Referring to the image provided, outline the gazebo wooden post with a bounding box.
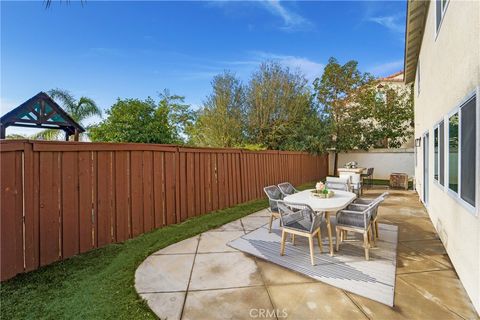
[74,129,79,141]
[65,131,70,141]
[0,124,6,139]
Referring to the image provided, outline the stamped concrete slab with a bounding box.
[348,278,462,320]
[268,282,366,320]
[401,239,453,268]
[248,209,271,217]
[211,220,244,232]
[241,216,270,231]
[197,231,244,253]
[135,254,195,293]
[397,244,450,274]
[140,292,185,320]
[189,252,263,290]
[182,287,275,320]
[256,259,315,285]
[399,269,479,319]
[154,236,199,255]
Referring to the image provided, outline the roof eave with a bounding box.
[404,0,430,84]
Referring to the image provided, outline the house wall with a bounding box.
[328,148,414,180]
[414,0,480,314]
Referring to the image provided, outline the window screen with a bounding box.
[436,0,442,30]
[460,96,476,207]
[449,113,459,193]
[439,121,445,186]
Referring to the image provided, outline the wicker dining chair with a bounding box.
[352,192,389,240]
[277,182,298,197]
[325,176,351,192]
[263,185,283,232]
[277,201,324,265]
[335,198,383,260]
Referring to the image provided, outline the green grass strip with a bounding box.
[1,182,314,319]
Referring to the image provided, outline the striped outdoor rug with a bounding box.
[228,219,398,307]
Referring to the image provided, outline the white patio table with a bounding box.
[283,189,357,256]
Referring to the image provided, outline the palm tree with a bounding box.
[32,88,101,140]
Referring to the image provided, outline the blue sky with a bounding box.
[1,0,406,135]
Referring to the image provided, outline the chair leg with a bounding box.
[335,227,340,251]
[363,231,370,261]
[316,229,323,253]
[375,221,379,239]
[280,230,286,256]
[308,235,315,265]
[291,234,295,246]
[268,214,274,233]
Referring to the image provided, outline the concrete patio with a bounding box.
[135,189,479,320]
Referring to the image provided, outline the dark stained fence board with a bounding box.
[78,151,94,253]
[130,151,144,237]
[61,152,80,258]
[153,152,165,228]
[142,151,154,233]
[115,151,130,242]
[23,142,39,271]
[164,152,176,225]
[0,151,23,279]
[39,152,61,266]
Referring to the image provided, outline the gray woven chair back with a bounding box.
[337,205,374,231]
[278,182,296,196]
[263,185,283,212]
[354,192,388,218]
[277,202,322,234]
[325,181,349,191]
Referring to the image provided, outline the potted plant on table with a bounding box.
[312,182,334,198]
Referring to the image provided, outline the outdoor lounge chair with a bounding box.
[277,201,324,265]
[336,197,383,260]
[263,185,283,232]
[353,192,389,240]
[277,182,298,197]
[325,176,351,191]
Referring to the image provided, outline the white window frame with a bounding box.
[444,88,479,216]
[433,122,441,185]
[435,0,450,40]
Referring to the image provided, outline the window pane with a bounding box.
[439,121,445,186]
[460,97,476,207]
[434,128,439,180]
[449,113,459,192]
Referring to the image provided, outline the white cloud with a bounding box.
[368,59,404,77]
[250,51,324,82]
[260,0,313,31]
[367,14,404,33]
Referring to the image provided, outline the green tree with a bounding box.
[89,98,174,143]
[360,84,414,148]
[6,133,28,140]
[187,71,246,147]
[313,57,373,174]
[246,62,323,151]
[158,90,194,144]
[32,88,101,140]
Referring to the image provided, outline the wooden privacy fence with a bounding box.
[0,140,328,281]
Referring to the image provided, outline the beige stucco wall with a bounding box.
[414,0,480,314]
[328,149,414,180]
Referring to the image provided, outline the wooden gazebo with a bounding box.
[0,92,85,141]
